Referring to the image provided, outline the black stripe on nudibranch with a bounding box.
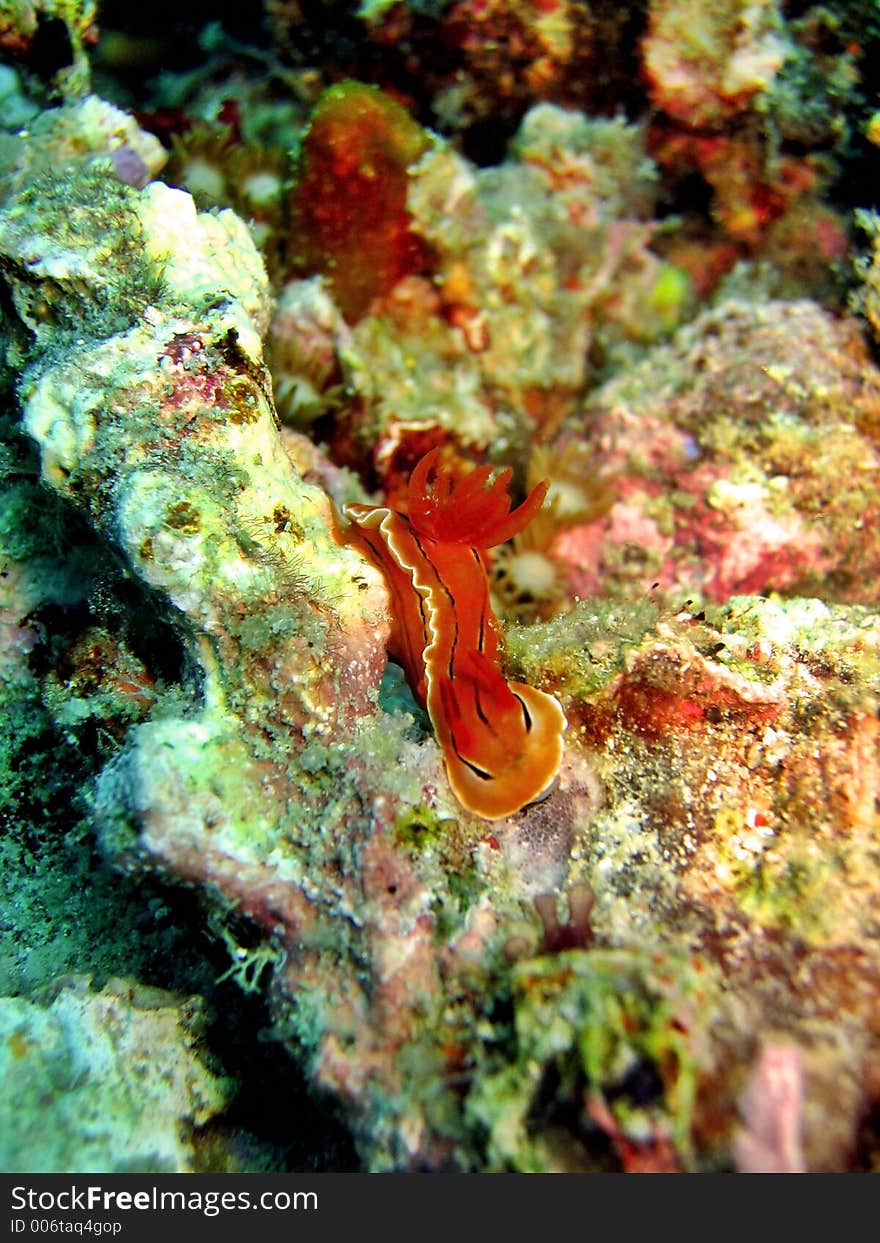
[412,529,459,680]
[474,685,491,727]
[470,548,488,653]
[513,692,533,733]
[459,755,494,782]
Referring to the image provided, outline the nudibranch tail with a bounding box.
[343,450,566,820]
[432,654,567,820]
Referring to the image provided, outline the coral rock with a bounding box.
[554,299,880,608]
[286,81,433,323]
[0,977,228,1173]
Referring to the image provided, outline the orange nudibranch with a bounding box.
[343,449,566,819]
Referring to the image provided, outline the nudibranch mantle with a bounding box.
[344,450,567,819]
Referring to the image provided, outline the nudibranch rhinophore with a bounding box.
[344,449,567,819]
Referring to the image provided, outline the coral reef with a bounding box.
[550,298,880,608]
[267,0,645,147]
[0,977,229,1172]
[642,0,788,130]
[0,91,166,201]
[0,0,99,99]
[2,0,880,1175]
[642,0,859,292]
[286,80,433,322]
[854,208,880,347]
[271,102,680,477]
[505,593,880,1171]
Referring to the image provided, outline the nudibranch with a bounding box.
[344,450,567,819]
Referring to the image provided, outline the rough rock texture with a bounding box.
[2,81,880,1173]
[552,299,880,608]
[268,103,680,478]
[0,977,228,1172]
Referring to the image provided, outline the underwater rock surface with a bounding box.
[1,1,880,1172]
[0,976,229,1173]
[554,298,880,606]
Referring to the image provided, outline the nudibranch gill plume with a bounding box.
[344,450,567,819]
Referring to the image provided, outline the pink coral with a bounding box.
[733,1044,806,1173]
[552,299,880,607]
[642,0,786,130]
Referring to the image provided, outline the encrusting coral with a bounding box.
[0,977,229,1173]
[270,99,683,478]
[637,0,861,308]
[0,98,590,1169]
[550,298,880,608]
[2,8,880,1172]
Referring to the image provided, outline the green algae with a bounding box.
[0,977,230,1172]
[469,947,709,1171]
[504,597,661,703]
[0,163,162,346]
[0,0,98,101]
[0,442,204,997]
[394,803,454,851]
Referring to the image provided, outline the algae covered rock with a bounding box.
[855,208,880,350]
[0,977,229,1172]
[505,592,880,1170]
[0,0,99,100]
[271,102,682,479]
[552,298,880,608]
[3,81,880,1174]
